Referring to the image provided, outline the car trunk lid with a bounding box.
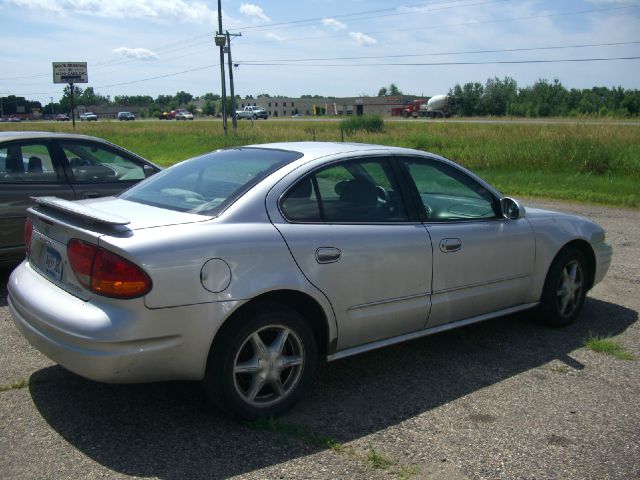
[26,196,209,300]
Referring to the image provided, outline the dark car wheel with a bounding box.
[204,303,318,419]
[536,248,588,327]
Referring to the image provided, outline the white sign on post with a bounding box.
[52,62,88,84]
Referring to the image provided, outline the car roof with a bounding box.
[243,141,432,160]
[0,131,110,143]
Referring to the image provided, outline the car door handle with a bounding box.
[316,247,342,264]
[439,238,462,253]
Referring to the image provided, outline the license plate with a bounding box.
[44,246,63,282]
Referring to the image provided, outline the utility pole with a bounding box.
[226,31,241,131]
[50,96,54,119]
[69,82,76,129]
[215,0,227,135]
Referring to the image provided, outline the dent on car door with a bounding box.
[57,140,148,199]
[270,156,433,351]
[397,156,535,327]
[0,141,74,258]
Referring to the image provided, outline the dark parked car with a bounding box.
[56,114,70,121]
[118,112,136,121]
[0,131,160,265]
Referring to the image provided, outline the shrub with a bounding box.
[339,115,384,135]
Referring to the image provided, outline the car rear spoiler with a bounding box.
[31,196,131,226]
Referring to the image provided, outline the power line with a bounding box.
[4,1,638,82]
[236,0,510,33]
[238,56,640,67]
[10,54,639,98]
[0,0,494,81]
[237,41,640,64]
[93,64,220,89]
[241,3,640,46]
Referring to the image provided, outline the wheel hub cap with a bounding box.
[556,261,584,318]
[233,325,304,407]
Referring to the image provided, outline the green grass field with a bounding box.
[2,119,639,207]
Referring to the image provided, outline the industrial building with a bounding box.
[238,95,420,117]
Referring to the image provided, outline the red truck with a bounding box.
[401,99,429,118]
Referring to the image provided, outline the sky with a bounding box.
[1,0,639,105]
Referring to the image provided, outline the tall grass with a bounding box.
[339,115,385,135]
[2,119,638,207]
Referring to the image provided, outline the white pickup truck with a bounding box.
[235,106,268,120]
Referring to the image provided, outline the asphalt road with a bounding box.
[1,199,638,480]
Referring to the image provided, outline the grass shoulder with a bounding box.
[584,333,635,360]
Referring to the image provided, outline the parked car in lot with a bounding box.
[117,112,135,121]
[8,142,611,419]
[0,131,161,265]
[55,114,70,121]
[79,112,98,121]
[236,106,268,120]
[175,109,194,120]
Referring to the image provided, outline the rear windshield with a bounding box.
[120,148,302,215]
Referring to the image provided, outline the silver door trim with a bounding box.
[327,302,539,361]
[348,291,431,311]
[431,273,531,295]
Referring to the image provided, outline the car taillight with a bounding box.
[67,239,152,299]
[67,239,96,289]
[24,218,33,256]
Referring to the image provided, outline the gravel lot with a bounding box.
[1,199,638,480]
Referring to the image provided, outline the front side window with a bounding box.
[60,142,145,183]
[0,142,58,183]
[281,157,409,223]
[121,148,302,215]
[400,157,497,221]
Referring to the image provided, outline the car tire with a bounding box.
[536,248,588,327]
[203,303,318,419]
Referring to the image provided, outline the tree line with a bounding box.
[449,77,640,117]
[2,78,639,118]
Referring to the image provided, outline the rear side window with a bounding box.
[0,143,58,183]
[121,148,302,215]
[59,142,145,183]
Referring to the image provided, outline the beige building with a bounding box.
[239,95,418,117]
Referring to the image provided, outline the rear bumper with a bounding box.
[8,261,239,383]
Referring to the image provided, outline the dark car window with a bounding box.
[121,148,302,215]
[0,143,58,183]
[400,157,498,221]
[59,142,145,183]
[281,157,409,223]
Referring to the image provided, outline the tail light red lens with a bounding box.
[67,239,152,299]
[67,239,97,289]
[24,218,33,256]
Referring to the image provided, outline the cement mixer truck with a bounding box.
[425,94,455,118]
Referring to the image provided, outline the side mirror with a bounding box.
[500,197,525,220]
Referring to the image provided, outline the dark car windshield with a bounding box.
[120,147,302,215]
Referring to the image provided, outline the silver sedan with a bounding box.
[8,142,612,419]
